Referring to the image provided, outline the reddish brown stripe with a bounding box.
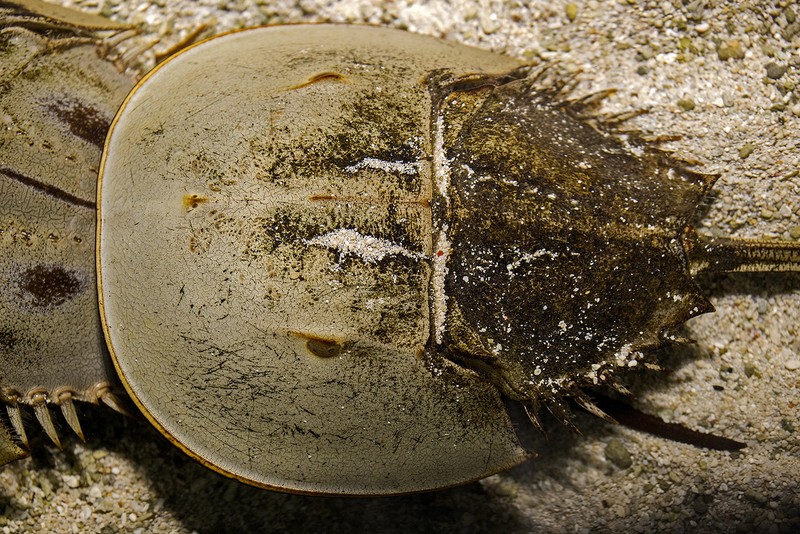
[287,71,347,91]
[308,194,430,208]
[1,167,95,209]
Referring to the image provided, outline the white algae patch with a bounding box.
[343,157,421,175]
[305,228,424,263]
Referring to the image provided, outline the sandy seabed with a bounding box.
[2,1,798,532]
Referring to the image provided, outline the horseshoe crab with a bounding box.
[2,2,799,497]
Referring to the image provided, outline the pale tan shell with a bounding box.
[98,24,529,495]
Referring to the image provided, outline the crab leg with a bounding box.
[57,392,85,441]
[31,392,61,449]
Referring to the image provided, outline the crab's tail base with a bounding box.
[683,227,800,275]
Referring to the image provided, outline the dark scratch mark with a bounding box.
[1,167,95,209]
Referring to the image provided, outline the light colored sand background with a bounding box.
[1,0,798,532]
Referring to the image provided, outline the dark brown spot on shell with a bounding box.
[18,265,81,307]
[0,328,17,350]
[183,194,209,211]
[296,335,343,358]
[47,97,111,148]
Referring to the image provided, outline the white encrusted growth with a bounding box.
[431,229,451,344]
[505,249,560,278]
[613,343,642,367]
[430,108,453,345]
[306,228,425,263]
[432,113,451,199]
[343,157,421,175]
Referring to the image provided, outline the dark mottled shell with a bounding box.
[439,73,716,401]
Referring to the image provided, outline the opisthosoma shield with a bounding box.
[1,0,800,510]
[0,1,134,464]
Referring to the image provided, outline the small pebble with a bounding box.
[89,485,103,499]
[745,489,768,505]
[686,0,704,21]
[605,439,633,469]
[677,36,694,52]
[739,143,755,159]
[785,359,800,371]
[479,13,500,34]
[565,3,578,22]
[38,475,53,497]
[765,62,787,80]
[718,40,745,60]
